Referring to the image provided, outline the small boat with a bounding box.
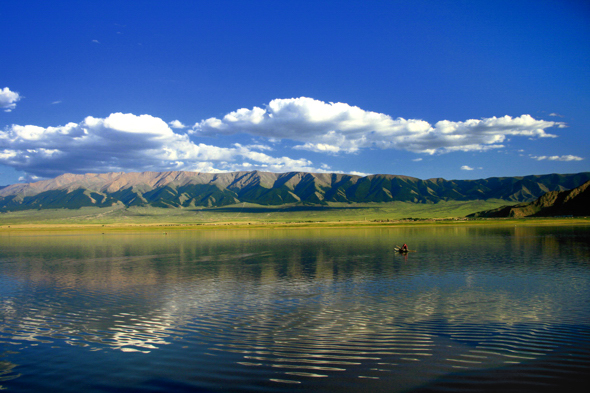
[394,245,415,253]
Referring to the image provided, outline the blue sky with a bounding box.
[1,0,589,185]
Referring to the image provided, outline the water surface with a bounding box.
[1,225,589,392]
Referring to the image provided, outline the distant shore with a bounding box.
[1,217,588,234]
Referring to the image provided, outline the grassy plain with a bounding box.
[0,200,505,223]
[1,200,588,233]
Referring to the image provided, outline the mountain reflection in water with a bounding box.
[1,226,589,392]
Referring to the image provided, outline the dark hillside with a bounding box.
[467,180,590,218]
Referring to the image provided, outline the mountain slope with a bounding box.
[1,170,589,211]
[467,180,590,218]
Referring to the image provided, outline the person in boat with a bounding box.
[401,244,408,252]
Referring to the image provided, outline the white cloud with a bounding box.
[531,155,584,161]
[0,97,576,181]
[169,120,187,129]
[192,97,564,155]
[293,142,342,153]
[0,113,320,180]
[243,143,273,151]
[349,171,370,176]
[461,165,474,170]
[412,158,423,162]
[18,174,42,183]
[0,87,21,112]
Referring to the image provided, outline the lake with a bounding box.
[1,225,589,392]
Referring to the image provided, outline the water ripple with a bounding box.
[1,227,590,392]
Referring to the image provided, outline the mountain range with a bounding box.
[467,179,590,218]
[1,170,589,212]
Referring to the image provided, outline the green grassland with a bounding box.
[2,199,588,233]
[0,199,516,226]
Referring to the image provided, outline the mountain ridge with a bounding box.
[467,180,590,218]
[1,170,589,211]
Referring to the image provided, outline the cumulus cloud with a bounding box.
[0,97,575,181]
[192,97,564,155]
[0,87,21,112]
[349,170,370,176]
[461,165,474,170]
[293,142,342,153]
[244,144,273,151]
[0,113,319,179]
[531,155,584,161]
[169,120,187,129]
[18,174,42,183]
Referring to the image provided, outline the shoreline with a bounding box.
[1,217,589,234]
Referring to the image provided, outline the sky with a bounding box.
[1,0,589,185]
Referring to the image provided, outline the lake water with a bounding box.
[1,225,589,392]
